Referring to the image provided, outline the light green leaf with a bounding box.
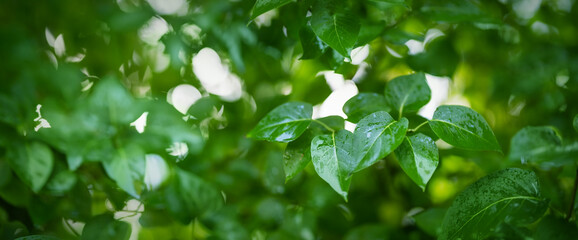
[102,144,146,197]
[251,0,294,19]
[7,142,54,193]
[81,214,131,240]
[343,93,391,123]
[310,2,360,58]
[429,105,501,152]
[395,133,439,191]
[509,126,578,168]
[384,72,431,117]
[311,130,355,200]
[248,102,313,142]
[440,168,548,240]
[353,112,407,173]
[284,131,312,181]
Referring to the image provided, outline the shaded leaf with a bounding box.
[248,102,313,142]
[310,115,345,135]
[533,215,578,240]
[251,0,294,19]
[343,93,390,123]
[407,37,459,77]
[15,235,61,240]
[353,112,407,173]
[429,105,501,152]
[344,224,390,240]
[421,0,497,23]
[102,144,146,197]
[284,131,313,181]
[413,208,446,237]
[7,141,54,193]
[299,24,327,59]
[311,2,360,58]
[574,114,578,132]
[384,72,431,117]
[395,133,439,191]
[81,214,131,240]
[311,130,355,200]
[440,168,548,240]
[508,126,578,168]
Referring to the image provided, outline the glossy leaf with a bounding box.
[353,112,407,173]
[251,0,294,19]
[343,93,391,123]
[310,2,360,58]
[429,105,501,152]
[509,126,578,168]
[283,131,312,181]
[311,130,355,200]
[395,133,439,191]
[7,142,54,193]
[248,102,313,142]
[384,72,431,117]
[440,168,548,240]
[81,214,131,240]
[102,144,146,197]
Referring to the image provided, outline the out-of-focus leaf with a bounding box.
[88,77,142,125]
[264,151,285,194]
[343,93,390,123]
[283,131,312,181]
[353,112,407,174]
[407,37,459,77]
[573,114,578,132]
[299,24,327,59]
[509,126,578,168]
[395,133,439,191]
[15,235,61,240]
[251,0,294,19]
[344,224,390,240]
[413,208,447,237]
[248,102,313,142]
[45,170,77,194]
[311,1,360,58]
[139,208,174,228]
[533,215,578,240]
[429,105,501,152]
[311,130,355,200]
[6,141,54,193]
[421,0,497,23]
[102,144,146,197]
[81,214,131,240]
[384,72,431,117]
[440,168,548,240]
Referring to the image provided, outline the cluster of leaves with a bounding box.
[249,72,501,200]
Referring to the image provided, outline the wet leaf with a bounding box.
[284,131,313,181]
[429,105,501,152]
[248,102,313,142]
[311,130,355,200]
[353,112,407,174]
[384,72,431,117]
[299,24,327,60]
[440,168,548,240]
[311,1,360,58]
[395,133,438,191]
[343,93,391,123]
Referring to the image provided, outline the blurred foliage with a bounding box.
[1,0,578,239]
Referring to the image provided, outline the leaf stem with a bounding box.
[312,119,335,133]
[408,121,428,133]
[566,167,578,220]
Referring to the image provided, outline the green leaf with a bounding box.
[45,170,77,194]
[353,112,408,173]
[508,126,578,168]
[413,208,447,237]
[429,105,501,152]
[343,93,391,123]
[283,131,312,181]
[299,24,327,60]
[440,168,548,240]
[248,102,313,142]
[102,144,146,197]
[384,72,431,117]
[573,114,578,132]
[7,142,54,193]
[81,214,131,240]
[533,215,578,240]
[88,76,142,125]
[251,0,294,19]
[407,37,459,77]
[395,133,439,191]
[15,235,61,240]
[310,115,345,135]
[421,0,497,23]
[311,129,355,200]
[310,2,360,58]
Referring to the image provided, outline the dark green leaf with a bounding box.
[7,141,54,193]
[395,133,439,191]
[45,170,77,194]
[413,208,446,237]
[264,151,285,194]
[573,114,578,132]
[251,0,294,19]
[353,112,407,173]
[283,131,312,181]
[81,214,131,240]
[311,2,360,58]
[429,105,501,152]
[384,72,431,117]
[88,77,142,125]
[299,24,327,59]
[343,93,391,123]
[421,0,497,23]
[248,102,313,142]
[508,126,578,168]
[15,235,61,240]
[102,144,146,197]
[407,37,459,77]
[310,115,345,135]
[139,208,174,228]
[440,168,548,240]
[533,215,578,240]
[311,129,355,200]
[344,224,390,240]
